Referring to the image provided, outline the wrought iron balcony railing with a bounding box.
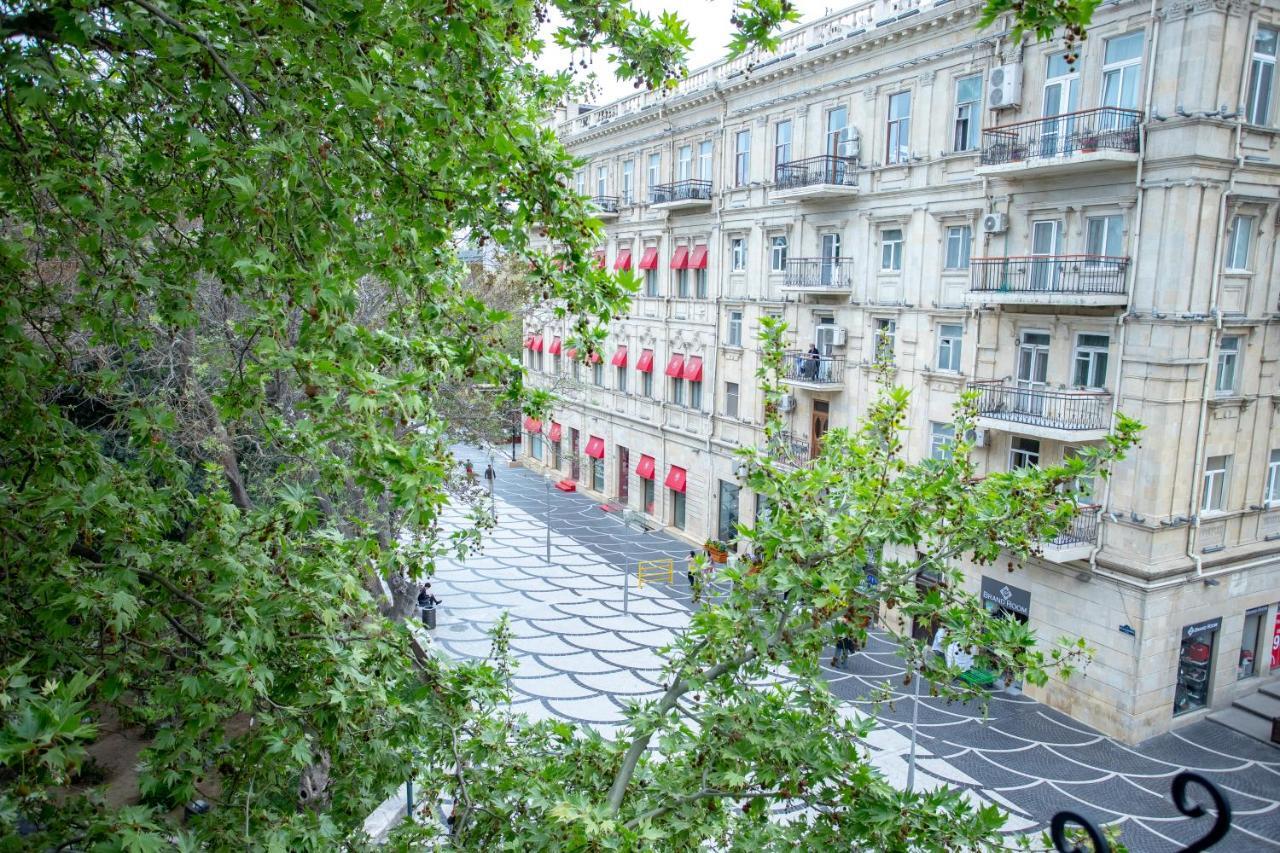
[970,255,1129,296]
[649,179,712,204]
[980,107,1141,167]
[774,155,858,189]
[1050,509,1099,547]
[782,257,854,290]
[590,195,620,213]
[771,430,813,467]
[782,351,846,384]
[970,380,1112,432]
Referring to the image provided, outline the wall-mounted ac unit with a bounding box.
[832,327,848,346]
[779,394,797,413]
[981,212,1009,235]
[973,428,987,448]
[987,64,1023,110]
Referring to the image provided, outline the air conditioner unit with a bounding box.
[973,428,987,448]
[832,327,848,346]
[779,394,797,413]
[987,64,1023,110]
[981,212,1009,235]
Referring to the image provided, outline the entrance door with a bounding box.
[618,446,630,504]
[1029,220,1062,291]
[815,317,837,382]
[1041,53,1080,158]
[570,428,580,480]
[819,233,841,286]
[811,400,830,459]
[1016,332,1051,416]
[825,107,851,183]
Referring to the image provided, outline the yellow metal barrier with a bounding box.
[637,559,674,588]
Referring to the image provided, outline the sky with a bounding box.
[537,0,835,106]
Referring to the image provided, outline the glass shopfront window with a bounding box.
[1239,606,1267,680]
[1175,617,1221,716]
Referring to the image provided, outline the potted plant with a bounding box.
[704,538,729,564]
[1008,142,1027,162]
[1077,130,1099,153]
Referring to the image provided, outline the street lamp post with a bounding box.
[905,661,922,793]
[545,470,552,565]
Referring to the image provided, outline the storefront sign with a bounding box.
[1182,617,1222,641]
[1271,611,1280,670]
[1245,604,1270,616]
[980,576,1031,618]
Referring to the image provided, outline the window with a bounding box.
[644,268,658,297]
[572,359,580,381]
[953,74,983,151]
[676,267,690,298]
[1240,608,1265,680]
[621,160,635,204]
[936,323,963,372]
[774,120,793,168]
[826,106,850,157]
[1073,334,1110,388]
[575,170,585,196]
[592,361,604,386]
[873,318,896,364]
[642,368,653,398]
[596,165,608,198]
[671,489,686,529]
[695,268,708,299]
[698,141,713,182]
[647,152,661,190]
[730,238,746,271]
[1216,336,1241,394]
[944,225,971,270]
[530,433,543,460]
[690,379,702,409]
[880,228,903,271]
[536,350,544,371]
[1064,447,1095,504]
[1100,32,1144,110]
[1010,437,1041,469]
[727,311,743,347]
[1202,455,1230,513]
[616,365,627,392]
[592,457,605,492]
[553,353,562,375]
[642,477,655,514]
[929,422,955,460]
[725,382,740,418]
[886,92,911,164]
[734,130,751,186]
[1226,214,1254,271]
[677,145,692,181]
[1248,27,1278,125]
[770,236,788,271]
[1086,215,1124,258]
[671,376,685,406]
[1267,449,1280,506]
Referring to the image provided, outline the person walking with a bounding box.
[831,633,854,668]
[484,463,496,496]
[686,551,701,603]
[464,460,477,486]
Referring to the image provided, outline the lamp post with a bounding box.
[905,660,922,793]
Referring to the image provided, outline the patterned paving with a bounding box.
[428,446,1280,851]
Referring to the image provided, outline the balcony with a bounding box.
[970,379,1112,442]
[649,179,713,211]
[1042,510,1099,563]
[590,196,620,219]
[976,108,1142,178]
[770,431,814,468]
[772,156,860,201]
[967,255,1129,308]
[781,351,846,390]
[780,257,854,295]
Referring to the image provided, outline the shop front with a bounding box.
[1174,616,1221,716]
[980,576,1031,624]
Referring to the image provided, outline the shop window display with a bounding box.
[1239,606,1266,680]
[1175,618,1220,715]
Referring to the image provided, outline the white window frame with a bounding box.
[1226,214,1254,271]
[953,74,983,152]
[929,422,955,460]
[621,159,634,205]
[677,145,692,181]
[641,367,653,398]
[1248,27,1278,126]
[698,140,713,182]
[647,153,661,192]
[1202,455,1230,514]
[728,311,743,347]
[886,92,911,165]
[616,365,627,392]
[944,225,971,270]
[1085,215,1124,260]
[1072,333,1111,389]
[774,120,792,169]
[936,323,963,373]
[734,129,751,186]
[1266,448,1280,506]
[770,235,788,272]
[689,379,702,410]
[643,266,658,297]
[671,375,685,406]
[1010,437,1042,469]
[730,238,746,271]
[1215,335,1241,394]
[592,361,604,387]
[1100,32,1144,111]
[880,228,904,271]
[725,382,740,418]
[873,317,896,363]
[596,165,608,198]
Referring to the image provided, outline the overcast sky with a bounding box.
[537,0,835,105]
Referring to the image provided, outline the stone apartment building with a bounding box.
[522,0,1280,743]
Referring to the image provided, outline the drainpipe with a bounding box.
[703,86,730,544]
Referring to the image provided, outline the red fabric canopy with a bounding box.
[523,416,542,432]
[611,346,628,367]
[638,247,660,270]
[636,454,656,480]
[665,465,687,493]
[548,422,562,442]
[689,244,708,270]
[530,335,544,353]
[565,346,577,359]
[635,349,654,373]
[682,356,703,382]
[670,246,689,270]
[664,354,685,378]
[614,250,632,271]
[586,351,602,364]
[523,335,533,349]
[594,250,606,270]
[584,435,605,459]
[548,337,562,355]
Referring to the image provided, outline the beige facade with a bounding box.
[525,0,1280,742]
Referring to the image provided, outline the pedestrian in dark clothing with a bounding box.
[418,583,442,627]
[806,344,820,379]
[687,551,701,602]
[484,463,496,495]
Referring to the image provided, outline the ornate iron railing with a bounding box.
[1050,509,1099,546]
[649,179,712,204]
[782,351,846,384]
[1051,771,1230,852]
[769,430,813,467]
[782,257,854,290]
[774,155,858,189]
[970,380,1112,432]
[590,195,620,213]
[970,255,1129,296]
[981,106,1142,166]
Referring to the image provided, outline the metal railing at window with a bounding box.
[1050,510,1099,546]
[649,179,713,204]
[781,351,846,384]
[980,107,1142,166]
[970,255,1129,295]
[771,430,813,467]
[774,155,858,189]
[970,380,1112,431]
[782,257,854,289]
[590,195,620,213]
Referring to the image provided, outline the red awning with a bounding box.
[636,454,656,480]
[689,244,708,270]
[665,465,687,493]
[670,246,689,270]
[594,250,606,270]
[586,351,602,364]
[523,335,534,349]
[635,349,654,373]
[664,354,685,377]
[530,335,544,353]
[611,346,628,367]
[523,416,542,432]
[548,422,562,442]
[584,435,605,459]
[614,250,632,271]
[565,346,578,359]
[639,247,660,270]
[682,356,703,382]
[548,337,562,355]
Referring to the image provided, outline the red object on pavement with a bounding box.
[555,480,577,492]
